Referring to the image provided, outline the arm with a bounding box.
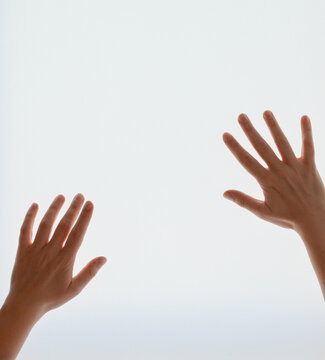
[223,111,325,300]
[0,194,107,360]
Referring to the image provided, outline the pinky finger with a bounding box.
[19,202,39,248]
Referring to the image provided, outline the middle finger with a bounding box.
[47,193,85,253]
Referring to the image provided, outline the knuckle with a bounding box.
[259,145,267,156]
[255,139,265,150]
[278,137,287,147]
[273,160,287,173]
[74,289,82,297]
[60,219,71,232]
[305,139,312,148]
[40,218,50,227]
[20,225,28,235]
[257,211,267,221]
[308,147,315,158]
[70,284,81,297]
[70,203,80,211]
[260,172,271,186]
[235,197,244,207]
[241,156,252,168]
[88,266,97,278]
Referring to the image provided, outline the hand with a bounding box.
[222,110,325,234]
[4,193,107,319]
[0,194,106,359]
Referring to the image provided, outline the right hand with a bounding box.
[222,110,325,235]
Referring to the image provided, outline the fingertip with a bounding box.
[28,202,38,213]
[263,110,277,127]
[263,110,273,118]
[223,191,232,200]
[222,132,232,142]
[55,194,65,203]
[97,257,107,266]
[84,200,94,211]
[94,257,107,273]
[238,113,248,124]
[74,193,85,202]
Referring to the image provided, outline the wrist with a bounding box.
[2,293,44,326]
[0,295,43,360]
[293,217,325,301]
[294,215,325,243]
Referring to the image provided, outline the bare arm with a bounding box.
[0,194,107,359]
[223,111,325,300]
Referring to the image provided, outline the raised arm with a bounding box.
[0,194,107,360]
[223,111,325,299]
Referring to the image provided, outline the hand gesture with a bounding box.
[5,193,106,318]
[222,111,325,234]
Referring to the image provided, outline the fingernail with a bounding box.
[302,115,310,125]
[29,203,38,211]
[264,111,274,122]
[223,133,232,142]
[96,258,107,270]
[238,114,248,124]
[85,201,93,211]
[98,258,107,266]
[74,193,84,202]
[55,194,64,202]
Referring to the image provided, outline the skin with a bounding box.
[0,111,323,358]
[223,110,325,300]
[0,193,107,360]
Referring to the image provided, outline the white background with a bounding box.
[1,0,325,359]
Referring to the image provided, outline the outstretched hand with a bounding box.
[5,193,107,319]
[0,194,106,360]
[222,111,325,234]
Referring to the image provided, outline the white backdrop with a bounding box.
[1,0,325,359]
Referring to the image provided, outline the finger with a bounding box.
[19,203,39,249]
[68,257,107,298]
[223,190,269,219]
[61,201,94,258]
[48,193,85,253]
[300,115,315,166]
[223,132,268,184]
[238,113,282,169]
[33,195,65,248]
[263,110,297,166]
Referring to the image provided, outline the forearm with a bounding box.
[0,296,41,360]
[295,218,325,301]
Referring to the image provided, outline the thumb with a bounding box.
[68,256,107,298]
[223,190,266,217]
